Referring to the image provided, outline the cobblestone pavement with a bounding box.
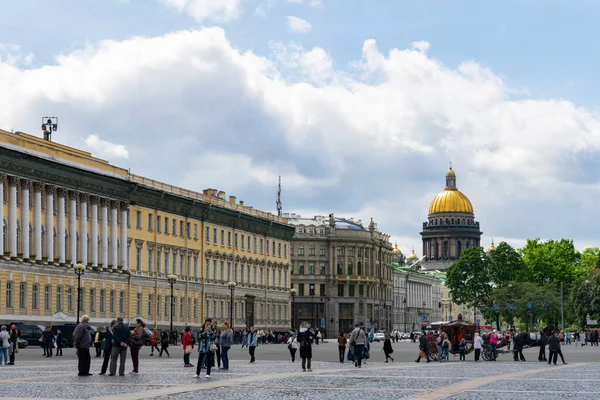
[0,356,599,399]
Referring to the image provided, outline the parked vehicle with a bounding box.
[374,331,386,342]
[11,324,45,346]
[17,338,29,349]
[51,324,97,348]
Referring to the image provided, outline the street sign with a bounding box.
[448,316,453,322]
[320,318,325,328]
[476,319,480,324]
[542,302,547,307]
[527,303,532,309]
[422,314,427,321]
[508,304,513,309]
[493,304,498,309]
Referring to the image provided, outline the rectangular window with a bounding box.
[120,291,125,314]
[173,219,177,236]
[180,253,184,276]
[213,228,217,244]
[247,236,251,251]
[273,241,276,255]
[278,243,282,257]
[260,267,264,285]
[157,249,162,274]
[194,256,198,278]
[241,235,245,249]
[260,238,264,253]
[298,262,304,275]
[308,263,315,275]
[136,247,141,270]
[234,233,238,248]
[63,286,70,311]
[110,290,116,313]
[32,284,39,309]
[221,229,225,245]
[165,217,169,234]
[349,284,355,297]
[180,297,184,317]
[337,248,342,257]
[320,246,326,256]
[206,226,210,243]
[284,244,287,258]
[157,295,162,316]
[213,260,218,281]
[137,293,142,315]
[44,285,51,310]
[319,284,325,296]
[100,289,105,312]
[157,215,161,233]
[309,246,315,256]
[359,285,364,296]
[240,265,245,284]
[319,262,326,275]
[298,283,305,297]
[19,282,26,309]
[148,214,153,231]
[266,240,270,254]
[90,289,96,312]
[148,294,153,316]
[358,248,362,257]
[205,259,210,280]
[180,221,184,237]
[194,298,198,319]
[284,271,288,289]
[227,262,232,281]
[6,281,13,308]
[136,211,142,229]
[228,231,232,247]
[338,284,344,297]
[253,237,257,252]
[148,249,153,273]
[172,252,177,274]
[220,261,225,281]
[298,247,304,256]
[194,224,198,240]
[164,251,169,273]
[348,247,354,257]
[187,222,191,239]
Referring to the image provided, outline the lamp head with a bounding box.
[73,263,86,272]
[290,288,297,295]
[228,281,237,288]
[166,274,178,283]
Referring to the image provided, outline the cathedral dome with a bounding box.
[428,166,474,215]
[407,247,418,260]
[392,242,402,254]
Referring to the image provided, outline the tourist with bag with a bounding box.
[337,331,347,363]
[297,322,317,372]
[349,324,367,368]
[182,326,194,368]
[194,321,217,379]
[129,319,145,375]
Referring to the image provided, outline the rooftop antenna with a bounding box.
[41,117,58,141]
[276,175,282,217]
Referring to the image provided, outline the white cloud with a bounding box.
[287,16,312,33]
[411,40,431,54]
[159,0,243,23]
[286,0,322,6]
[83,135,129,159]
[2,28,600,251]
[254,0,274,17]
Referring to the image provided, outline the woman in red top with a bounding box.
[149,330,159,356]
[182,327,194,367]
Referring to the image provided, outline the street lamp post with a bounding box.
[289,288,297,330]
[228,281,236,330]
[73,263,86,323]
[508,284,513,331]
[167,274,177,339]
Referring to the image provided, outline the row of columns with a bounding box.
[0,174,128,270]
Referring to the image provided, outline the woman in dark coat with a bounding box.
[296,322,317,372]
[383,334,394,362]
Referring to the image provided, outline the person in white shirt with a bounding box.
[0,326,10,365]
[473,333,484,361]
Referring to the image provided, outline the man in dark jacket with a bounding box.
[73,315,92,376]
[99,320,116,375]
[547,332,560,365]
[109,317,131,376]
[415,333,431,363]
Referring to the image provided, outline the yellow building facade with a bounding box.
[0,129,294,331]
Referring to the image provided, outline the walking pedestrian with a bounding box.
[383,334,394,362]
[109,317,131,376]
[459,338,467,361]
[159,331,170,357]
[415,333,431,363]
[548,331,559,365]
[72,315,92,376]
[337,331,347,363]
[288,334,299,362]
[99,320,115,375]
[149,329,159,356]
[55,330,63,356]
[43,327,54,357]
[349,324,367,368]
[8,325,19,364]
[182,326,194,368]
[245,326,258,363]
[220,322,233,371]
[297,322,317,372]
[194,322,216,379]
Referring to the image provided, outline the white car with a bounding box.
[374,331,386,341]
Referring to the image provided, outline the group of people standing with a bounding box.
[0,325,19,365]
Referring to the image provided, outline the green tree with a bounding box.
[518,238,581,287]
[446,247,492,313]
[488,242,524,287]
[578,247,600,275]
[572,267,600,326]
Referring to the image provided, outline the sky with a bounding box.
[1,0,599,254]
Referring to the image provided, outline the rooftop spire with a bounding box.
[445,163,456,190]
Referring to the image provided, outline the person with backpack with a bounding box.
[459,338,467,362]
[442,333,451,361]
[297,322,317,372]
[349,324,367,368]
[129,319,146,375]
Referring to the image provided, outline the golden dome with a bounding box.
[488,239,496,252]
[428,189,474,214]
[407,247,418,259]
[392,242,402,254]
[428,165,474,214]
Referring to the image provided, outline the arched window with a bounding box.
[457,241,462,257]
[347,260,353,275]
[337,260,343,275]
[451,218,454,225]
[357,261,362,276]
[462,218,465,225]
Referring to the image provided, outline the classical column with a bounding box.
[80,193,88,265]
[69,191,77,264]
[45,185,55,264]
[8,176,18,260]
[110,201,118,269]
[101,198,109,269]
[57,188,66,266]
[21,180,30,261]
[33,182,43,264]
[0,174,4,258]
[120,203,128,270]
[90,196,98,268]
